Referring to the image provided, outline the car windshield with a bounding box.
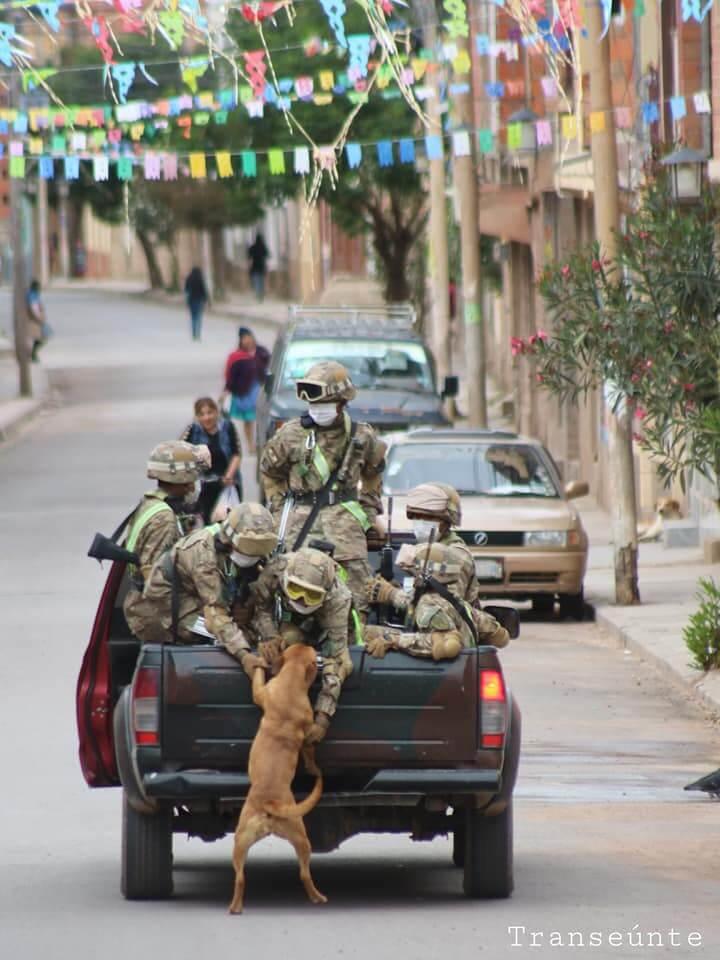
[280,339,434,393]
[384,442,560,498]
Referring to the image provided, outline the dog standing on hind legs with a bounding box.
[229,643,328,914]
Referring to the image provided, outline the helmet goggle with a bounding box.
[284,580,326,607]
[296,380,330,403]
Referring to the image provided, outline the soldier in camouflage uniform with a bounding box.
[135,503,277,677]
[259,361,386,619]
[364,541,510,660]
[123,440,210,642]
[251,546,353,744]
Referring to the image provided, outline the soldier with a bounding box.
[259,361,386,621]
[251,547,354,744]
[364,541,510,660]
[135,503,277,677]
[123,440,210,642]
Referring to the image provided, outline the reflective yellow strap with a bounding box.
[126,500,172,553]
[351,608,364,646]
[340,499,371,531]
[312,444,331,484]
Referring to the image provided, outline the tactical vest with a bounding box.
[125,493,177,583]
[299,412,370,531]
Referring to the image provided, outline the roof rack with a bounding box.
[288,303,417,335]
[407,428,519,439]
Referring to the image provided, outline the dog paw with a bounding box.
[311,892,328,904]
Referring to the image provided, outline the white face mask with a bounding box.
[307,402,339,427]
[412,520,437,544]
[183,480,201,506]
[231,551,261,569]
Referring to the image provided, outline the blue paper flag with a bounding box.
[110,63,137,105]
[39,155,54,179]
[485,82,505,99]
[670,96,687,120]
[425,135,443,160]
[348,34,371,79]
[377,140,394,167]
[346,142,362,169]
[642,101,659,124]
[64,156,80,180]
[37,2,60,32]
[399,139,415,164]
[318,0,347,48]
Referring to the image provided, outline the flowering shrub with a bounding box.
[515,175,720,491]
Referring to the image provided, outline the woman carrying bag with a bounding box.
[181,397,242,524]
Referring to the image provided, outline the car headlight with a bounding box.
[523,530,568,547]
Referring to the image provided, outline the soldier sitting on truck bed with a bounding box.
[259,361,386,622]
[123,441,210,642]
[364,541,510,660]
[250,547,354,745]
[133,503,276,678]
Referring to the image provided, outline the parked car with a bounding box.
[383,428,589,618]
[77,559,521,902]
[255,305,458,451]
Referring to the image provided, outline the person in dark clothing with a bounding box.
[184,266,209,340]
[181,397,242,524]
[247,234,269,302]
[222,326,270,455]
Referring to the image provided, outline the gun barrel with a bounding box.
[87,533,139,566]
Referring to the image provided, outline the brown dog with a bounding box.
[229,644,327,914]
[638,497,683,542]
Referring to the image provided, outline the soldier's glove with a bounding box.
[366,575,400,607]
[363,625,397,659]
[304,711,331,745]
[259,636,284,671]
[240,651,267,679]
[365,519,386,550]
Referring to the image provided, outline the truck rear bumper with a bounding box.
[143,768,501,802]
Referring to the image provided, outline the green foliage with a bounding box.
[522,172,720,491]
[683,577,720,671]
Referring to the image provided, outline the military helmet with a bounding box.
[406,482,462,526]
[217,502,278,556]
[296,360,356,404]
[147,441,205,484]
[281,547,335,613]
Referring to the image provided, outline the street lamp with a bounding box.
[660,147,706,203]
[508,107,539,153]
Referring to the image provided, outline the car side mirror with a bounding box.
[442,375,459,399]
[264,373,274,395]
[482,605,520,640]
[564,480,589,500]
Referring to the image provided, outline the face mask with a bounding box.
[231,551,260,568]
[183,479,201,507]
[307,402,339,427]
[412,520,437,544]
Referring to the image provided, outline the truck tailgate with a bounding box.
[161,646,482,771]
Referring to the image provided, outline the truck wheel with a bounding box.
[532,595,555,617]
[463,802,513,899]
[559,589,585,621]
[121,792,173,899]
[452,819,465,867]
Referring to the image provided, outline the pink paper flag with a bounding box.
[144,153,161,179]
[615,106,631,129]
[162,153,178,180]
[536,119,552,146]
[541,76,557,98]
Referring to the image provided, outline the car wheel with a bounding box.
[559,589,585,621]
[532,595,555,617]
[452,815,465,867]
[463,802,514,899]
[121,792,173,900]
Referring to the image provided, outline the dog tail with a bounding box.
[264,775,323,819]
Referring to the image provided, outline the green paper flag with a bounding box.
[117,157,133,181]
[478,129,493,154]
[9,156,25,178]
[241,151,257,177]
[268,149,285,174]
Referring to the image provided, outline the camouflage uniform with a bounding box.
[259,362,386,616]
[123,440,208,641]
[135,504,277,664]
[365,542,509,659]
[251,548,353,722]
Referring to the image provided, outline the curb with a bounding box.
[0,395,46,444]
[593,605,720,718]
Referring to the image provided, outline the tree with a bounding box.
[515,173,720,498]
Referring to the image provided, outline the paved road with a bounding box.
[2,290,719,959]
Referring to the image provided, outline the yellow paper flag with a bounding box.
[590,111,606,133]
[130,123,145,141]
[216,151,233,178]
[561,114,578,140]
[452,50,471,75]
[190,152,207,178]
[319,70,334,91]
[29,137,43,155]
[313,94,333,106]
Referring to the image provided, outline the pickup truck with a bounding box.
[77,561,521,904]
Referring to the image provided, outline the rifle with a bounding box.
[87,532,139,567]
[274,493,294,556]
[379,495,394,582]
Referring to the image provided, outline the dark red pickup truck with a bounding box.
[77,562,521,903]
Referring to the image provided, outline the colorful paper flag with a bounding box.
[189,152,206,178]
[216,151,233,178]
[452,130,471,156]
[346,142,362,168]
[94,156,109,181]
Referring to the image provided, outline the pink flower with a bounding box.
[632,431,643,443]
[536,373,545,383]
[536,328,548,341]
[510,336,524,356]
[638,230,649,241]
[644,359,653,370]
[631,373,641,383]
[634,406,647,420]
[561,264,571,279]
[591,259,603,272]
[663,321,674,334]
[683,382,696,392]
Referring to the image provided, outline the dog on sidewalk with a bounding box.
[637,497,683,542]
[229,643,327,914]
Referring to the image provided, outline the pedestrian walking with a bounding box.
[222,326,270,456]
[26,279,49,362]
[181,397,242,524]
[184,266,209,340]
[247,233,269,302]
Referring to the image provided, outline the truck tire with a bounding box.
[463,802,513,899]
[559,589,585,621]
[121,792,173,899]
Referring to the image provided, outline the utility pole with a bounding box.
[586,4,639,604]
[425,20,451,387]
[9,72,31,397]
[450,33,487,426]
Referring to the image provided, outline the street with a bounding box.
[2,289,719,959]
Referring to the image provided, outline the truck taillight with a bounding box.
[480,669,507,749]
[132,667,159,746]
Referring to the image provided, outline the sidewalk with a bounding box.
[0,336,49,442]
[577,496,720,717]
